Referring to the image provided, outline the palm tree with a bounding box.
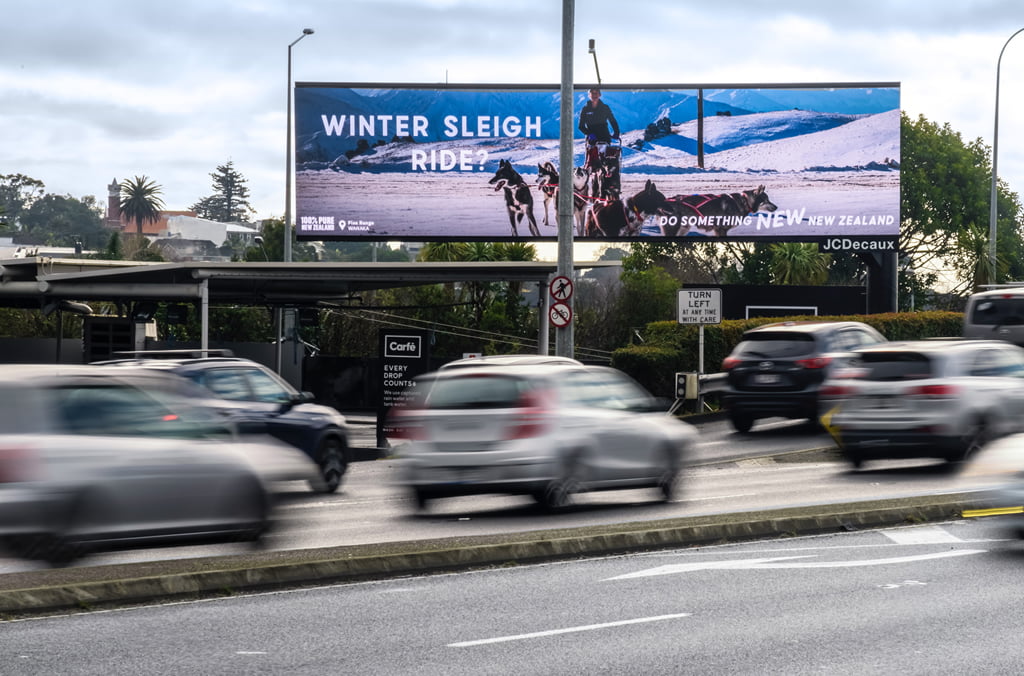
[769,243,831,285]
[119,176,165,236]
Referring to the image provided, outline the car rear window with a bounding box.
[422,375,533,409]
[854,352,934,381]
[733,332,817,359]
[970,297,1024,325]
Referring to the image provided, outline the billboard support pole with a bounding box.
[556,0,575,359]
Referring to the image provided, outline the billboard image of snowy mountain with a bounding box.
[294,83,899,242]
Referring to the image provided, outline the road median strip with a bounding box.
[0,492,994,618]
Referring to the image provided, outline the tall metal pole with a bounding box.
[556,0,575,358]
[278,28,313,376]
[989,27,1024,284]
[285,28,314,263]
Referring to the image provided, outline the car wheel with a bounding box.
[313,437,349,494]
[957,417,990,461]
[729,411,754,434]
[239,482,271,544]
[657,447,681,502]
[536,457,582,511]
[412,488,432,511]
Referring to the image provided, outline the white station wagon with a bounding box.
[388,364,697,510]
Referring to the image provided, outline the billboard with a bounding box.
[294,83,900,243]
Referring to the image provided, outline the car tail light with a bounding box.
[385,407,426,441]
[819,384,854,398]
[908,384,958,399]
[722,356,741,370]
[504,389,553,440]
[0,445,38,483]
[796,356,832,369]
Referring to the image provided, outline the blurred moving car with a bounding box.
[963,286,1024,347]
[719,321,888,433]
[440,354,584,370]
[94,354,351,493]
[0,365,274,566]
[387,364,697,510]
[819,339,1024,468]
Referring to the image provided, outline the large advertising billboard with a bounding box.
[295,83,899,243]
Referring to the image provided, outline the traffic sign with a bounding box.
[550,276,574,302]
[678,288,722,325]
[549,301,572,327]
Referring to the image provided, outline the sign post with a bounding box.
[677,288,723,411]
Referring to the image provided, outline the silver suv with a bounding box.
[821,339,1024,467]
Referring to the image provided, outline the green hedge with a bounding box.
[611,311,965,398]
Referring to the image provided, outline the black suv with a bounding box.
[95,355,351,493]
[719,321,887,433]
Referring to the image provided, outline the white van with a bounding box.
[964,286,1024,346]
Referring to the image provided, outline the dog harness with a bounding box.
[666,192,753,217]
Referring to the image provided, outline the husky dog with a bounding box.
[488,160,540,237]
[661,185,778,237]
[570,166,596,236]
[623,180,669,231]
[584,186,635,238]
[536,161,560,227]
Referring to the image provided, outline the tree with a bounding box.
[119,176,165,236]
[0,173,45,231]
[20,194,105,249]
[900,112,1024,293]
[190,161,255,223]
[768,243,831,285]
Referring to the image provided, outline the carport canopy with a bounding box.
[0,257,620,351]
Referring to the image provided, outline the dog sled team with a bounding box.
[490,158,778,239]
[487,86,778,238]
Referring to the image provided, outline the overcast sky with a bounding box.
[4,0,1024,232]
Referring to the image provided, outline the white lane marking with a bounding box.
[236,651,267,655]
[447,613,691,648]
[882,525,963,545]
[605,549,986,580]
[691,493,758,502]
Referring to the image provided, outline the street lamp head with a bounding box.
[302,28,314,35]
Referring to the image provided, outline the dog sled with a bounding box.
[584,136,621,199]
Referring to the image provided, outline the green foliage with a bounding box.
[608,345,682,398]
[768,243,831,285]
[0,173,45,229]
[190,161,255,223]
[900,112,1024,291]
[20,194,105,248]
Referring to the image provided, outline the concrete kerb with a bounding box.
[0,492,993,618]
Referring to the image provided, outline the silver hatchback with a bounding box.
[388,364,697,510]
[820,339,1024,467]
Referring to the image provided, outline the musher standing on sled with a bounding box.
[578,87,620,171]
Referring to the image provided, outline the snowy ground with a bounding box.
[296,168,898,240]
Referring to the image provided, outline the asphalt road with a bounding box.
[2,414,1020,617]
[0,415,1007,574]
[5,518,1023,674]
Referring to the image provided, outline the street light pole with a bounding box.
[285,28,314,263]
[989,27,1024,284]
[277,28,313,377]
